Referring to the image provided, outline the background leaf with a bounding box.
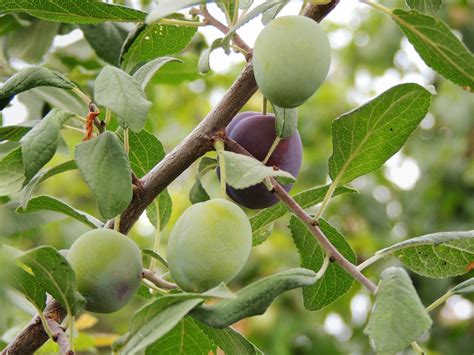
[74,131,132,219]
[95,66,152,132]
[376,231,474,278]
[146,189,173,231]
[0,67,76,110]
[406,0,442,15]
[16,195,103,229]
[121,23,197,73]
[290,217,356,310]
[21,109,74,180]
[0,122,36,142]
[0,0,146,24]
[392,9,474,91]
[364,267,432,353]
[273,105,298,139]
[328,83,431,184]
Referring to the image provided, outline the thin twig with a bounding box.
[142,269,178,290]
[46,319,74,355]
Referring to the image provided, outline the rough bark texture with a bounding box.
[2,2,339,354]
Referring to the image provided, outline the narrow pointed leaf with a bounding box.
[133,57,182,89]
[75,131,132,219]
[376,231,474,278]
[16,195,103,229]
[0,147,25,196]
[329,83,432,184]
[364,267,432,353]
[451,278,474,295]
[10,265,47,311]
[0,122,37,142]
[191,268,317,328]
[391,9,474,91]
[273,104,298,139]
[146,189,173,230]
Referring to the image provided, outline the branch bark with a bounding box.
[3,2,340,354]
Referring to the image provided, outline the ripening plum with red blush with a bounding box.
[223,113,302,209]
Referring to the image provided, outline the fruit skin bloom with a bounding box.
[68,229,143,313]
[253,15,331,108]
[167,198,252,292]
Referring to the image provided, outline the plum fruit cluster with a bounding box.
[68,229,143,313]
[225,112,303,209]
[253,15,331,108]
[167,198,252,292]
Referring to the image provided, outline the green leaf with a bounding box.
[189,176,210,204]
[10,264,47,311]
[118,128,165,178]
[21,109,74,180]
[328,83,432,185]
[364,267,432,353]
[273,104,298,139]
[122,295,204,355]
[261,2,286,25]
[20,160,77,209]
[133,57,182,89]
[145,317,216,355]
[146,189,173,231]
[18,246,86,314]
[0,14,28,36]
[391,9,474,91]
[198,157,218,175]
[16,195,103,229]
[0,122,36,142]
[80,23,129,66]
[0,147,25,195]
[142,249,168,268]
[406,0,441,15]
[250,185,356,245]
[121,23,197,73]
[0,0,146,24]
[376,231,474,278]
[197,323,263,355]
[94,66,152,132]
[451,278,474,295]
[289,217,356,310]
[150,53,200,85]
[191,268,317,328]
[198,38,223,74]
[74,131,132,219]
[223,151,295,189]
[0,67,76,110]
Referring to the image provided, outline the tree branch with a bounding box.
[46,319,73,355]
[142,269,178,290]
[223,137,377,294]
[4,2,340,354]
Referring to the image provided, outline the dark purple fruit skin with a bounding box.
[226,111,259,134]
[225,113,302,209]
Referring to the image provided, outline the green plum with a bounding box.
[253,15,331,108]
[67,229,143,313]
[167,199,252,292]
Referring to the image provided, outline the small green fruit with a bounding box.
[68,229,143,313]
[167,199,252,292]
[253,15,331,108]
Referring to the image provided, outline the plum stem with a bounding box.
[314,176,340,220]
[426,290,452,313]
[72,87,91,106]
[411,341,425,355]
[123,128,130,156]
[356,252,387,271]
[105,108,112,126]
[261,96,267,115]
[149,199,161,272]
[316,254,330,279]
[214,140,228,199]
[142,269,178,290]
[262,136,280,165]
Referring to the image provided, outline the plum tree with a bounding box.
[167,198,252,292]
[225,113,303,209]
[67,229,143,313]
[253,15,331,108]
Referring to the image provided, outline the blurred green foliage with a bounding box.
[0,1,473,354]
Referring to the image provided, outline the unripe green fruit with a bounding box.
[167,199,252,292]
[253,15,331,108]
[67,229,143,313]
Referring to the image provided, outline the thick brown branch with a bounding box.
[4,2,339,354]
[224,137,377,294]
